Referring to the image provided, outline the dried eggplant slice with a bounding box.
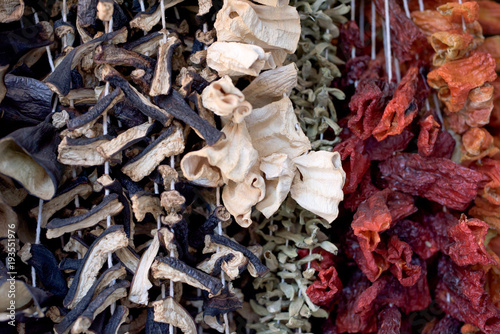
[63,225,128,309]
[97,122,153,160]
[103,305,129,334]
[57,135,116,167]
[128,231,160,305]
[152,297,197,334]
[29,177,92,227]
[154,90,222,146]
[46,193,124,239]
[115,246,140,273]
[2,74,54,121]
[150,35,181,96]
[66,88,124,131]
[0,23,53,66]
[27,244,68,298]
[121,125,184,182]
[0,121,62,200]
[54,264,126,334]
[204,234,269,277]
[130,0,185,32]
[151,256,223,296]
[72,279,130,333]
[46,27,127,96]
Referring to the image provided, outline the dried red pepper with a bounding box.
[306,267,343,308]
[377,306,401,334]
[334,134,371,194]
[448,214,496,266]
[418,114,441,157]
[378,153,485,210]
[348,79,394,140]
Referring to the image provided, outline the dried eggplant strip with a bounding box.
[46,193,124,239]
[66,88,124,131]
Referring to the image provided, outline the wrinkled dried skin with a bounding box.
[152,297,197,334]
[64,226,128,309]
[427,51,497,112]
[223,164,266,227]
[462,84,495,128]
[181,122,257,186]
[202,75,252,123]
[470,197,500,231]
[214,0,300,53]
[256,153,295,218]
[29,183,92,227]
[431,30,479,66]
[372,66,419,141]
[290,151,345,223]
[461,127,499,162]
[411,10,483,38]
[438,1,479,24]
[242,63,298,108]
[448,215,495,266]
[418,115,440,157]
[122,126,184,182]
[207,42,269,77]
[474,159,500,206]
[97,122,151,160]
[245,96,310,159]
[129,231,160,305]
[378,153,484,210]
[0,0,24,23]
[131,193,162,222]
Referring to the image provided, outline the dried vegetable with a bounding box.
[4,0,500,333]
[311,0,500,333]
[0,0,347,333]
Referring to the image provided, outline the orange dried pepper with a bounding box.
[427,51,497,112]
[461,127,499,162]
[437,1,480,24]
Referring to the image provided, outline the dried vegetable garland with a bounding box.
[3,0,500,333]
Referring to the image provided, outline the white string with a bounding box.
[33,12,55,72]
[370,1,376,60]
[359,0,365,45]
[394,57,401,83]
[418,0,424,12]
[138,0,146,12]
[160,0,167,43]
[62,0,68,48]
[215,187,231,334]
[458,0,466,31]
[350,0,356,59]
[402,0,410,18]
[32,7,59,287]
[384,0,392,82]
